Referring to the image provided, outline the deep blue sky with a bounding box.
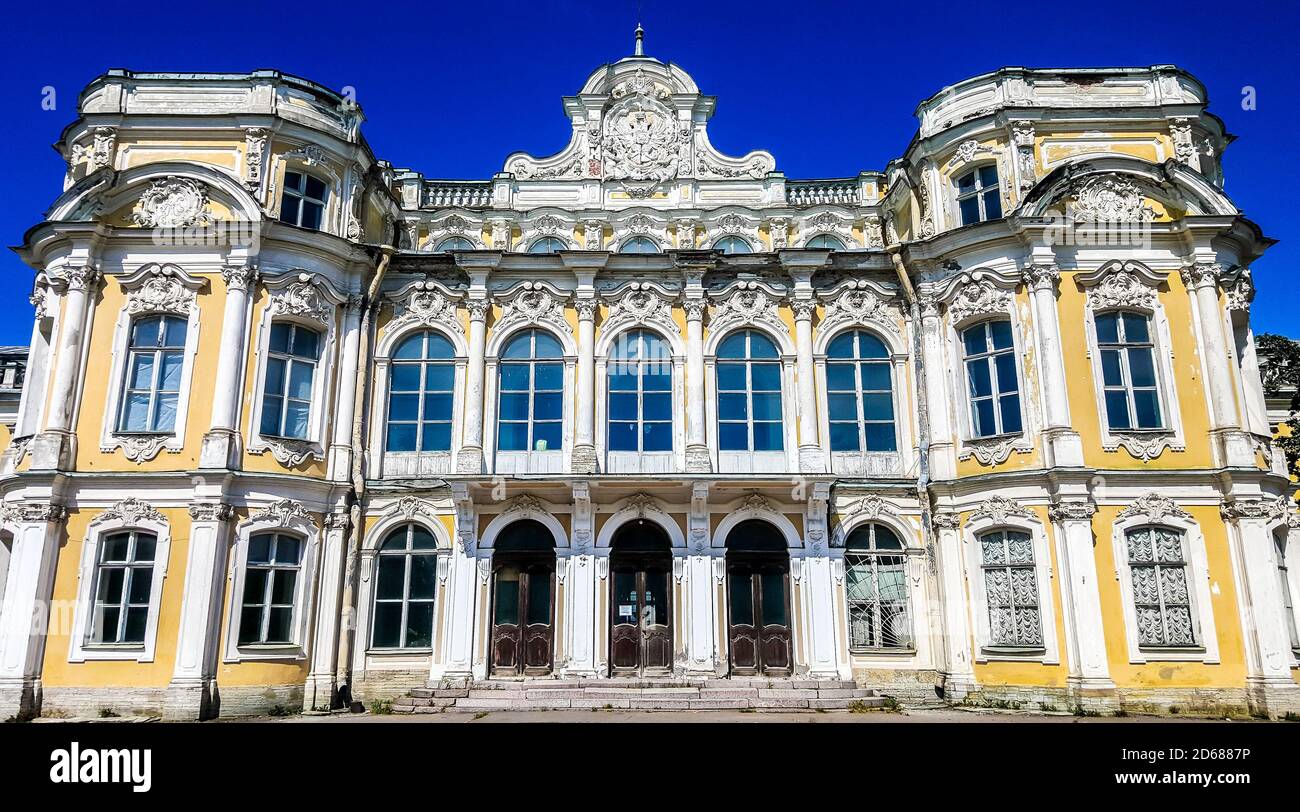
[1,0,1297,345]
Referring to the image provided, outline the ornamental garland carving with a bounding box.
[708,281,788,340]
[259,438,319,467]
[1070,174,1155,223]
[960,436,1026,466]
[189,502,234,522]
[267,272,339,326]
[70,126,117,171]
[602,282,680,343]
[111,435,173,463]
[387,280,463,340]
[735,493,778,515]
[385,496,440,522]
[493,282,573,347]
[426,214,486,250]
[696,153,769,180]
[131,177,212,229]
[946,276,1012,324]
[602,89,681,183]
[799,210,854,247]
[502,494,548,517]
[123,264,201,316]
[1117,492,1191,522]
[249,498,312,527]
[1011,121,1037,191]
[1220,496,1295,524]
[623,492,667,519]
[969,495,1034,523]
[512,155,583,180]
[818,280,900,337]
[1223,270,1254,313]
[864,217,884,248]
[92,497,167,527]
[1048,500,1096,523]
[244,128,269,189]
[945,139,996,170]
[1105,432,1178,462]
[1086,266,1157,311]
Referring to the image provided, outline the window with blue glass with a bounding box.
[956,165,1002,226]
[118,315,187,433]
[961,319,1021,438]
[619,236,660,254]
[279,171,328,231]
[386,331,456,452]
[805,234,846,250]
[717,330,783,451]
[607,330,673,453]
[826,330,896,452]
[713,236,752,255]
[498,329,564,452]
[1096,311,1163,430]
[434,236,475,252]
[528,237,567,254]
[259,322,320,440]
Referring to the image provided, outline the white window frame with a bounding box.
[1268,523,1300,661]
[67,506,171,663]
[433,236,475,253]
[707,327,798,473]
[618,236,661,253]
[961,512,1061,664]
[843,522,915,653]
[1110,510,1218,664]
[484,326,575,475]
[371,325,467,479]
[598,329,680,473]
[821,329,901,455]
[953,162,1002,226]
[223,505,319,663]
[366,523,446,652]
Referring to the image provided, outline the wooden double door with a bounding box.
[609,552,673,676]
[726,553,792,676]
[490,554,554,676]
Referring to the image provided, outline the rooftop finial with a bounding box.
[634,23,644,56]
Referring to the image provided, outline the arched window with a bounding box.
[805,234,846,250]
[619,236,660,254]
[386,331,456,452]
[1095,311,1162,430]
[608,330,672,453]
[960,319,1021,438]
[498,329,564,452]
[716,330,783,451]
[259,322,321,439]
[1275,529,1299,650]
[956,165,1001,226]
[528,237,567,254]
[979,529,1042,647]
[1124,526,1195,647]
[826,330,895,452]
[844,523,912,650]
[279,170,328,231]
[118,315,188,433]
[713,236,752,255]
[371,524,438,649]
[237,532,302,645]
[89,530,158,645]
[434,236,475,252]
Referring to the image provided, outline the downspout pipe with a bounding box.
[337,244,392,707]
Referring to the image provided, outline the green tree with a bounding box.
[1257,333,1300,478]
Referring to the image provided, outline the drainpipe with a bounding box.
[337,244,392,706]
[887,246,944,695]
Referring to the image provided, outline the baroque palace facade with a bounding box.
[2,38,1298,719]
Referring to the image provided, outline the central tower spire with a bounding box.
[634,22,644,56]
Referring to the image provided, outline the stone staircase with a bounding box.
[392,678,886,713]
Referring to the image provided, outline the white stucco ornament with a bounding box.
[131,176,212,228]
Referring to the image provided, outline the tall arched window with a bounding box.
[118,315,188,433]
[528,237,567,254]
[371,524,438,649]
[1095,311,1163,430]
[498,329,564,452]
[608,330,672,453]
[717,330,783,451]
[259,322,321,440]
[805,234,846,250]
[826,330,896,452]
[434,236,475,252]
[960,319,1021,438]
[386,331,456,452]
[844,523,912,650]
[619,236,660,254]
[713,236,752,255]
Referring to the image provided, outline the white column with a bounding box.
[685,482,716,674]
[1223,502,1300,715]
[563,482,597,675]
[1022,264,1084,467]
[933,513,976,696]
[572,299,598,474]
[457,299,489,474]
[164,502,233,720]
[32,266,100,470]
[326,298,363,480]
[305,512,349,709]
[684,299,711,472]
[200,266,256,469]
[919,297,956,480]
[438,486,478,681]
[0,503,66,719]
[792,298,824,472]
[1183,263,1254,466]
[800,553,844,678]
[1050,501,1116,707]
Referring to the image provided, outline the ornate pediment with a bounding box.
[384,496,441,522]
[493,281,573,348]
[818,279,900,338]
[944,272,1013,324]
[798,210,855,247]
[264,271,346,326]
[968,495,1033,524]
[118,262,207,316]
[1082,260,1163,311]
[603,90,681,183]
[91,497,167,527]
[424,213,486,251]
[708,280,788,340]
[131,176,211,229]
[249,498,313,527]
[1069,174,1156,223]
[1117,493,1191,522]
[602,281,680,344]
[386,279,464,340]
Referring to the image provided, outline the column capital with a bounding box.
[1180,261,1222,291]
[465,297,491,322]
[574,297,599,322]
[1220,495,1295,525]
[1021,263,1060,292]
[187,502,233,522]
[790,297,817,321]
[0,501,67,525]
[931,511,962,531]
[49,264,102,294]
[1049,500,1096,523]
[220,265,259,291]
[682,297,707,322]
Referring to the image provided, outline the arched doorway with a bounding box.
[608,521,673,676]
[490,519,556,676]
[725,519,792,676]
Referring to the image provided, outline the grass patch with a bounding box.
[98,708,120,719]
[369,699,393,716]
[267,704,297,717]
[472,711,489,720]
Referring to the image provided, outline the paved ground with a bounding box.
[254,707,1235,724]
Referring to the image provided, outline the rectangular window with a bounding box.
[1126,526,1196,648]
[961,320,1021,438]
[279,171,327,231]
[118,315,187,434]
[1096,311,1163,430]
[1277,533,1299,650]
[956,165,1001,226]
[89,531,157,645]
[238,533,302,645]
[260,322,320,440]
[980,530,1043,648]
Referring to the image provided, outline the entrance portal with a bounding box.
[725,519,792,676]
[490,519,555,676]
[608,521,673,676]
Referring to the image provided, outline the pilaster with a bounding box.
[164,501,234,720]
[0,502,67,719]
